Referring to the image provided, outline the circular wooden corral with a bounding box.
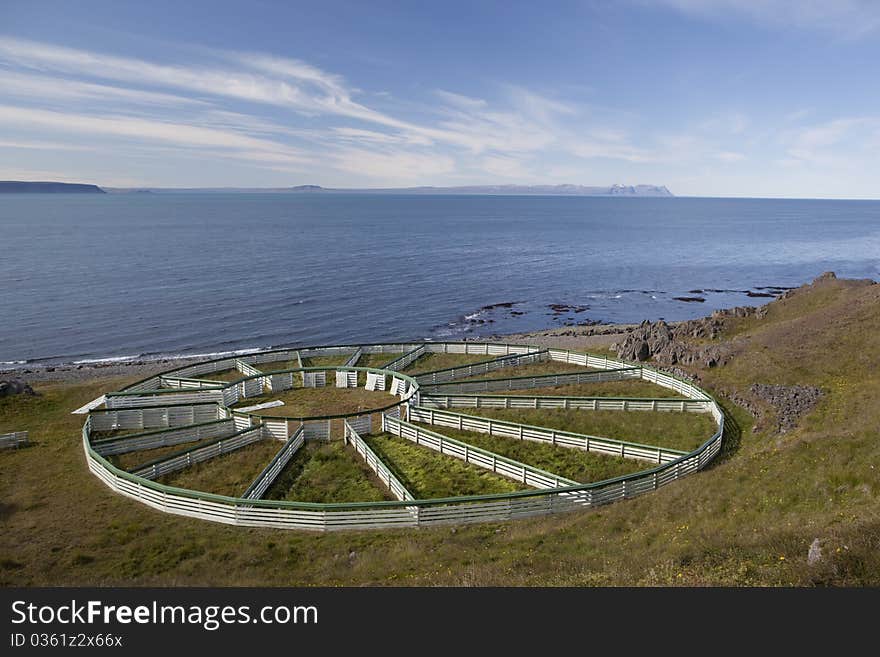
[82,342,724,531]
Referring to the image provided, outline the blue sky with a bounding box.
[1,0,879,197]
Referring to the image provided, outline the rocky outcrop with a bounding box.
[613,318,727,367]
[0,379,37,397]
[749,383,823,433]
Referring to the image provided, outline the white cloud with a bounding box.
[0,104,309,166]
[649,1,880,38]
[0,70,206,107]
[331,147,456,182]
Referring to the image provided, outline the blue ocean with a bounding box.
[1,193,878,364]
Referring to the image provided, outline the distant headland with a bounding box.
[1,180,673,197]
[0,181,106,194]
[104,183,674,196]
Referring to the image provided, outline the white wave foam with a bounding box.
[74,355,143,364]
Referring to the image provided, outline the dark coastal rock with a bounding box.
[613,318,730,367]
[673,296,706,303]
[0,379,37,397]
[749,383,824,433]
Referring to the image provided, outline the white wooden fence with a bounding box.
[131,426,265,480]
[344,420,414,502]
[414,349,550,384]
[241,425,305,500]
[106,389,225,409]
[344,348,363,367]
[383,414,578,489]
[408,406,687,464]
[420,367,642,394]
[303,420,331,441]
[365,371,386,391]
[302,371,326,388]
[382,344,427,372]
[0,431,28,449]
[92,419,236,456]
[88,402,225,432]
[419,393,713,413]
[336,369,358,388]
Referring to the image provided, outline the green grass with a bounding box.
[451,407,717,452]
[363,433,523,498]
[239,385,394,418]
[451,360,598,382]
[501,379,683,397]
[190,368,242,383]
[419,426,645,483]
[264,441,391,503]
[2,276,879,586]
[253,359,299,373]
[356,353,403,369]
[402,352,504,375]
[155,439,282,497]
[107,435,235,471]
[301,355,349,368]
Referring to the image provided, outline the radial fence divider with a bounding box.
[72,395,107,415]
[159,376,226,390]
[344,348,363,367]
[131,425,265,480]
[419,366,643,394]
[419,393,711,413]
[343,420,415,503]
[87,402,226,432]
[0,431,29,449]
[91,418,237,456]
[413,349,551,384]
[241,425,305,500]
[381,344,428,372]
[382,414,578,489]
[409,405,688,464]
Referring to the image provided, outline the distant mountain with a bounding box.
[108,183,673,196]
[0,181,106,194]
[285,183,673,196]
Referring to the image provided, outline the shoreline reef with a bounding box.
[1,272,866,387]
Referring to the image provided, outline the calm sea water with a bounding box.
[1,193,878,364]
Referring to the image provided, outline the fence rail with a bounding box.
[382,344,427,372]
[383,415,578,489]
[131,426,265,480]
[419,393,712,413]
[414,349,550,384]
[242,425,305,500]
[0,431,28,449]
[420,367,642,394]
[408,406,687,464]
[344,421,414,502]
[92,419,236,456]
[88,402,225,432]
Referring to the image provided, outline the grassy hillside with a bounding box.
[0,275,877,585]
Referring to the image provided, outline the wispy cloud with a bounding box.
[649,1,880,38]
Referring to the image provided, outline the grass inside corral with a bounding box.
[363,433,523,499]
[402,352,506,375]
[264,441,392,503]
[446,407,717,452]
[450,360,598,382]
[416,426,644,483]
[155,439,282,497]
[240,385,395,418]
[107,434,238,471]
